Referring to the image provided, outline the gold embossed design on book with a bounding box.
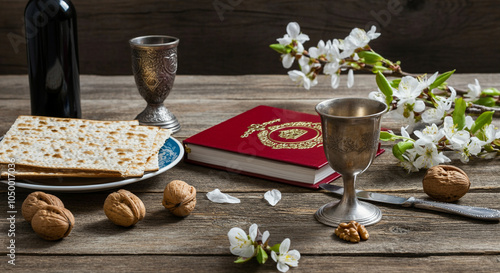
[241,119,323,150]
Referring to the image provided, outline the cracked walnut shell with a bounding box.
[162,180,196,217]
[22,191,64,223]
[31,205,75,241]
[335,221,369,243]
[103,189,146,227]
[423,165,470,202]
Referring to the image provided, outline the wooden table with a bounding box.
[1,74,499,272]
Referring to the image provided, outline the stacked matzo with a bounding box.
[0,116,171,179]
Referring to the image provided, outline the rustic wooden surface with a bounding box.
[1,0,500,75]
[0,74,500,272]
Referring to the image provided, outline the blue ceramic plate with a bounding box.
[0,137,184,192]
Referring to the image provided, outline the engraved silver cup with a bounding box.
[315,98,387,226]
[130,35,180,133]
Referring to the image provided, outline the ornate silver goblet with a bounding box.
[130,35,181,133]
[315,98,387,226]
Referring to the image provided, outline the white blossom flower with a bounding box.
[442,116,470,149]
[400,148,419,173]
[417,72,438,90]
[277,22,310,45]
[413,143,451,169]
[308,40,329,59]
[393,76,425,110]
[414,124,445,146]
[421,108,443,124]
[271,238,300,273]
[421,86,456,124]
[288,70,317,90]
[465,79,481,101]
[368,89,386,103]
[228,224,258,258]
[456,137,485,163]
[277,22,309,69]
[324,39,342,63]
[340,26,380,58]
[484,124,499,144]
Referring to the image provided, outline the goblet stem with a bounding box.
[341,173,357,207]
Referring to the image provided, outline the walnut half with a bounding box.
[335,221,369,243]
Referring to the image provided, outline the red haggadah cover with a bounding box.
[183,105,383,188]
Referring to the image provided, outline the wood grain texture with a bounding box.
[0,74,500,272]
[7,255,500,272]
[1,0,500,75]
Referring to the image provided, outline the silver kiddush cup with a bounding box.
[315,98,387,226]
[130,35,180,133]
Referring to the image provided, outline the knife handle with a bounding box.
[402,197,500,221]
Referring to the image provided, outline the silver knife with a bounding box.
[320,183,500,221]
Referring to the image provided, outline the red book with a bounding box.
[183,105,384,189]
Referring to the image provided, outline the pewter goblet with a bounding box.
[130,35,180,133]
[315,98,387,226]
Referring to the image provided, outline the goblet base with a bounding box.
[315,199,382,227]
[135,104,181,133]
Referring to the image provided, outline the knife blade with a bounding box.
[319,183,500,221]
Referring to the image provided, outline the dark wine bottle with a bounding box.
[24,0,81,118]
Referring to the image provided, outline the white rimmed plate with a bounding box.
[0,136,184,192]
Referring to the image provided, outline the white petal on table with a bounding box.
[264,189,281,206]
[206,189,241,204]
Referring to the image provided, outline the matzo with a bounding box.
[0,116,163,178]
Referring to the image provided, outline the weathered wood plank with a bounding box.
[1,0,500,75]
[4,255,500,272]
[1,192,499,256]
[2,74,500,100]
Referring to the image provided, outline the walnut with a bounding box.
[22,191,64,223]
[335,221,369,243]
[31,205,75,241]
[423,165,470,202]
[162,180,196,217]
[103,189,146,227]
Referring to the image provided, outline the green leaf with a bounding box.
[390,79,401,89]
[270,244,281,253]
[473,97,497,107]
[269,44,289,54]
[376,71,393,109]
[481,88,500,96]
[452,97,467,130]
[357,50,383,65]
[470,111,494,135]
[428,70,455,90]
[255,246,268,264]
[372,65,388,73]
[392,141,414,162]
[234,256,253,264]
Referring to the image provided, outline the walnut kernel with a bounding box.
[335,221,369,243]
[103,189,146,227]
[31,205,75,241]
[162,180,196,217]
[423,165,470,202]
[22,191,64,223]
